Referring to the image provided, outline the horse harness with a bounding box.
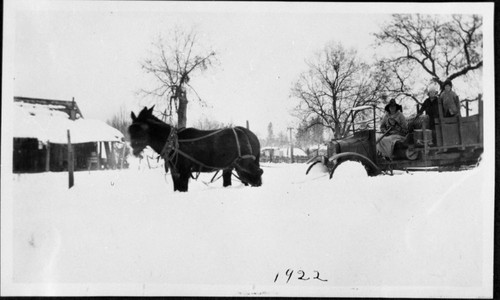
[159,127,256,178]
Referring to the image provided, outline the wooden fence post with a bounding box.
[45,142,51,172]
[104,142,116,169]
[120,142,126,169]
[67,130,74,188]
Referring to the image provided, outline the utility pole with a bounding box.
[67,129,74,188]
[70,97,76,120]
[68,97,76,188]
[287,127,294,163]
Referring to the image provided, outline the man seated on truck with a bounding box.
[377,99,408,160]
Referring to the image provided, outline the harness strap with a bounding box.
[159,128,180,176]
[160,126,257,174]
[210,170,221,183]
[231,128,256,161]
[230,128,256,175]
[232,128,242,157]
[232,170,242,181]
[160,128,178,158]
[178,128,226,143]
[235,127,254,155]
[175,147,224,171]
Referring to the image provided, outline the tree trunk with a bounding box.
[334,123,341,139]
[177,86,188,129]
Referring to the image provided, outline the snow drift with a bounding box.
[1,160,493,297]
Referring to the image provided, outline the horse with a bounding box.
[128,106,263,192]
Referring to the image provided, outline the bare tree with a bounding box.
[275,131,289,147]
[295,117,324,148]
[375,14,482,100]
[194,116,232,130]
[291,42,387,139]
[140,26,217,128]
[106,105,131,141]
[265,122,275,147]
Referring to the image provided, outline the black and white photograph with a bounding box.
[1,1,495,297]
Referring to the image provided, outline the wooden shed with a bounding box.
[13,97,125,173]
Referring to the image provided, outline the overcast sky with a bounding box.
[4,1,494,138]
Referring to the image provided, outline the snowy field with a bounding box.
[1,159,494,297]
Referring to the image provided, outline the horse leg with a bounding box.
[171,173,181,191]
[177,171,190,192]
[222,169,232,187]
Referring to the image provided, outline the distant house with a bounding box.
[306,144,328,157]
[13,96,125,173]
[260,146,309,163]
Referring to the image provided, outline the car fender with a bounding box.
[305,155,328,175]
[328,152,382,179]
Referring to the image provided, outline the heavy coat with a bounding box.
[380,111,408,136]
[440,90,460,117]
[417,95,440,128]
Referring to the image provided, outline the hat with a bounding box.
[427,86,437,94]
[384,98,402,113]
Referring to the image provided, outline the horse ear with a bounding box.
[148,105,155,115]
[131,112,137,121]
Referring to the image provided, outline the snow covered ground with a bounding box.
[1,159,494,297]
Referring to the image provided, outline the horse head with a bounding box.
[233,156,263,187]
[128,106,158,157]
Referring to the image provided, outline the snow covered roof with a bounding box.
[14,96,84,119]
[261,146,280,151]
[14,102,124,144]
[305,144,328,151]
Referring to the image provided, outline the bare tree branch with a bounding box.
[139,27,218,128]
[292,42,386,139]
[374,13,483,101]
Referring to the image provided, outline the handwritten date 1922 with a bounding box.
[274,269,328,283]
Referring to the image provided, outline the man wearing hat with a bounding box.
[440,80,461,117]
[377,98,408,159]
